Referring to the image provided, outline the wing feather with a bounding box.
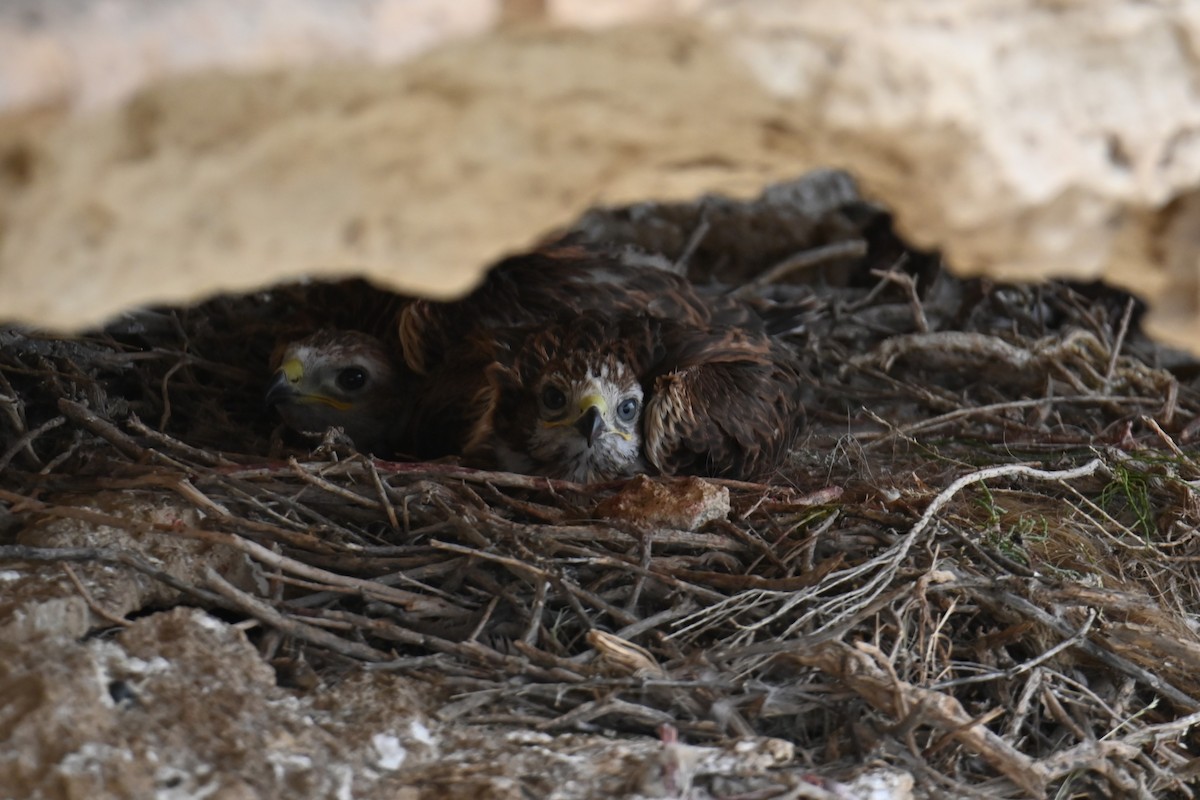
[396,247,712,375]
[394,247,809,472]
[643,325,805,480]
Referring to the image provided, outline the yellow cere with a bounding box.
[281,358,305,382]
[543,394,609,428]
[578,395,607,414]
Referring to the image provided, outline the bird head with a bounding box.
[266,330,401,453]
[480,313,660,483]
[523,357,645,483]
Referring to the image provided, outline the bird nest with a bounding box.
[4,174,1200,798]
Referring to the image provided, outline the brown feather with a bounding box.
[265,329,406,455]
[398,247,714,377]
[273,247,809,464]
[466,313,658,480]
[469,311,806,482]
[642,324,806,480]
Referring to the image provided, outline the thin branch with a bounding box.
[730,240,868,297]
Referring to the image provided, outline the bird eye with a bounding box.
[617,397,639,422]
[336,367,368,391]
[540,385,567,411]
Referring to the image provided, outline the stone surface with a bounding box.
[0,25,797,329]
[703,0,1200,350]
[0,489,909,798]
[0,1,1198,352]
[2,493,253,644]
[593,474,731,530]
[0,0,500,111]
[0,607,424,799]
[0,606,882,799]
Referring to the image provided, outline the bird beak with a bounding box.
[264,358,352,411]
[265,360,302,407]
[574,398,607,447]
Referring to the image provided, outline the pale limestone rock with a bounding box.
[0,607,846,799]
[0,0,500,111]
[0,25,792,329]
[700,0,1200,349]
[0,0,1198,353]
[2,493,254,643]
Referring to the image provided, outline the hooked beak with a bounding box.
[264,358,351,411]
[574,403,606,447]
[265,366,298,408]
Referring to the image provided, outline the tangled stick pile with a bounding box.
[4,172,1200,798]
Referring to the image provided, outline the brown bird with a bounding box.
[264,327,490,458]
[397,244,812,370]
[265,329,404,454]
[266,246,810,459]
[466,311,806,483]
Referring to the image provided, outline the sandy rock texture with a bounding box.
[0,0,1197,351]
[1,602,908,799]
[2,493,252,645]
[0,25,790,329]
[0,606,434,799]
[0,0,500,111]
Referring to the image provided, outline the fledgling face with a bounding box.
[520,356,645,483]
[265,330,401,454]
[476,313,661,484]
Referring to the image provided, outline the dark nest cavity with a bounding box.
[5,171,1200,799]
